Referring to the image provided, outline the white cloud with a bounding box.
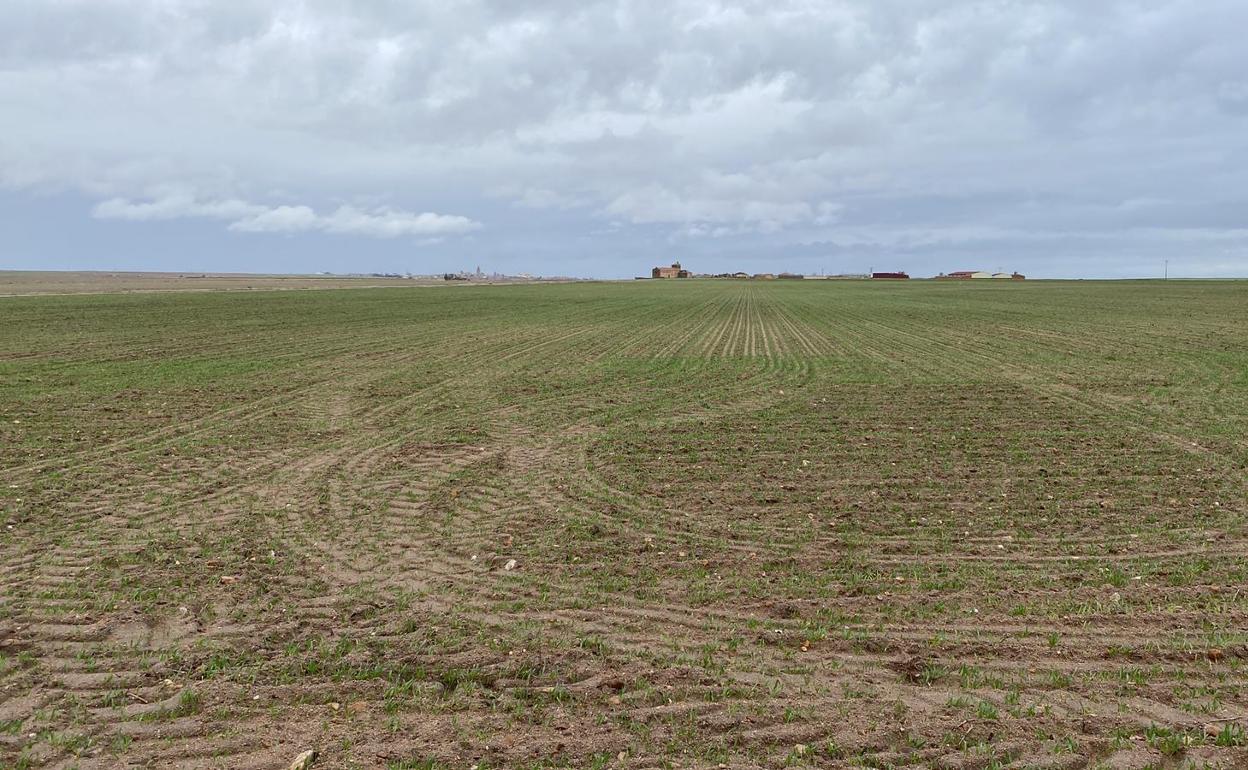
[319,205,480,237]
[92,194,263,222]
[228,205,319,233]
[95,195,480,238]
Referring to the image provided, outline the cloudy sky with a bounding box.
[3,1,1247,278]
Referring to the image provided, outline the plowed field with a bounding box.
[2,279,1246,769]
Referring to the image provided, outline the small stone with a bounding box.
[793,743,809,756]
[288,749,318,770]
[503,559,518,571]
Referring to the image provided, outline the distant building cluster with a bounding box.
[937,270,1026,280]
[644,264,869,280]
[644,264,1025,281]
[439,266,562,282]
[869,270,1027,280]
[652,262,692,278]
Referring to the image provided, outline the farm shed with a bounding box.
[652,262,691,279]
[872,271,910,280]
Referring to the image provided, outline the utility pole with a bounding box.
[1164,260,1168,281]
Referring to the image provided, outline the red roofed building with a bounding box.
[652,262,691,278]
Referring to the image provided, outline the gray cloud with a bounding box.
[3,0,1247,275]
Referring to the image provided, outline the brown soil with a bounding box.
[2,280,1246,769]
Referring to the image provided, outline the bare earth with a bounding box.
[1,279,1246,769]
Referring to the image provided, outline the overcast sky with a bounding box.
[3,1,1247,278]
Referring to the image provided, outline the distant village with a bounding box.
[322,263,1027,284]
[322,267,583,283]
[643,262,1025,280]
